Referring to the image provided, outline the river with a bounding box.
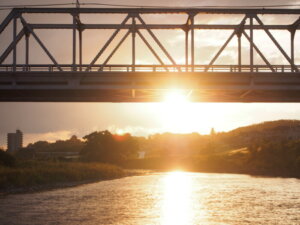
[0,172,299,225]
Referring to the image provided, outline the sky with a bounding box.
[1,0,300,147]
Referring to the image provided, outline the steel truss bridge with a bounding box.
[0,7,300,102]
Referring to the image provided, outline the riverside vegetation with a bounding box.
[0,131,138,192]
[0,159,128,193]
[1,120,300,192]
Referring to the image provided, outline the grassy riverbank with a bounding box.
[0,161,129,193]
[123,153,300,179]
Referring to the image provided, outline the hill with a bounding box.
[213,120,300,152]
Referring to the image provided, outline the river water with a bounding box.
[0,172,299,225]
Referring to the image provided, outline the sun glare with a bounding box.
[115,128,125,135]
[164,90,190,104]
[159,89,196,133]
[161,171,193,225]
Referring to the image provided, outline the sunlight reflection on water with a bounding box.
[0,172,300,225]
[161,171,193,225]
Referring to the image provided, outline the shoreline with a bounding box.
[0,169,147,196]
[1,169,298,196]
[0,178,108,196]
[0,160,149,196]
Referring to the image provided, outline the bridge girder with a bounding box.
[0,71,300,102]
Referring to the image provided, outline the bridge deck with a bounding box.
[1,65,300,102]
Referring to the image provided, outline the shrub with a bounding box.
[0,149,16,167]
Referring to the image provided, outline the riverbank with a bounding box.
[122,156,300,179]
[0,161,139,195]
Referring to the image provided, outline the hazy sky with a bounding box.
[1,0,300,147]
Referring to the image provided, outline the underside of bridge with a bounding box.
[1,71,300,102]
[0,7,299,102]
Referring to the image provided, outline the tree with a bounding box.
[80,130,139,163]
[0,149,16,167]
[27,141,49,151]
[25,136,84,153]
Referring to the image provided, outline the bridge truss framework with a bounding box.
[0,7,300,102]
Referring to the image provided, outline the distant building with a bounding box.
[7,130,23,153]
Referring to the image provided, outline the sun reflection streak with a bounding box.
[161,171,194,225]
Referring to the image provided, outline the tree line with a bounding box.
[0,120,299,178]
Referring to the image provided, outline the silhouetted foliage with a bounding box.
[122,120,300,178]
[26,135,84,153]
[80,130,139,163]
[244,139,300,177]
[15,147,36,160]
[9,120,300,178]
[0,149,16,167]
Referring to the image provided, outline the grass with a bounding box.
[0,160,127,190]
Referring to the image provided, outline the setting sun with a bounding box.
[164,90,190,104]
[159,89,198,133]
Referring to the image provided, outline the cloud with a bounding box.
[107,125,163,136]
[25,130,75,145]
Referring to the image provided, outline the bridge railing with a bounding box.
[0,64,298,73]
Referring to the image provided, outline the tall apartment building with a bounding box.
[7,130,23,153]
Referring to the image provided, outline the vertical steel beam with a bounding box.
[238,34,242,72]
[291,30,295,72]
[185,30,189,71]
[190,15,195,72]
[72,15,76,71]
[132,16,136,72]
[13,17,17,72]
[79,29,82,71]
[249,16,254,72]
[25,31,29,69]
[131,16,136,97]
